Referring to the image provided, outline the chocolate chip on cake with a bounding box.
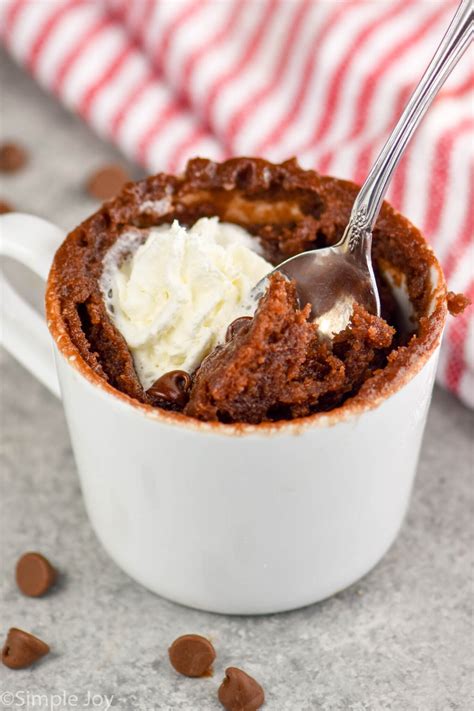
[86,164,130,201]
[0,142,28,172]
[0,199,14,214]
[1,628,50,669]
[168,634,216,677]
[218,667,265,711]
[147,370,192,409]
[225,316,253,342]
[15,551,57,597]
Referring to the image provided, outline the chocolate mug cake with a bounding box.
[46,157,463,425]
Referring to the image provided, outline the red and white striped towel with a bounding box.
[1,0,472,406]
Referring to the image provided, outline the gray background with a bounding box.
[1,52,473,711]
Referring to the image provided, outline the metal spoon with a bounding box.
[247,0,473,338]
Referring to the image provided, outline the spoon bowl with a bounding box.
[248,241,380,338]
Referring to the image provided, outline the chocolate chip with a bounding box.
[2,628,50,669]
[218,667,265,711]
[15,551,57,597]
[168,634,216,677]
[225,316,253,342]
[0,142,28,172]
[86,164,130,201]
[0,199,14,214]
[147,370,192,408]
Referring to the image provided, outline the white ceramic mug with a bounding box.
[0,212,447,615]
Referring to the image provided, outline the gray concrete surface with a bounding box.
[1,51,473,711]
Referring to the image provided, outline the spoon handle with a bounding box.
[341,0,473,255]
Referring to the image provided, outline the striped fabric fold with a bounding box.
[1,0,472,406]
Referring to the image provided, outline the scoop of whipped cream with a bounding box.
[101,217,272,390]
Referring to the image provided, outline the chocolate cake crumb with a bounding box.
[185,274,394,424]
[447,291,470,316]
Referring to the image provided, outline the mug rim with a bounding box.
[46,244,448,437]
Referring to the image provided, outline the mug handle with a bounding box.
[0,213,65,398]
